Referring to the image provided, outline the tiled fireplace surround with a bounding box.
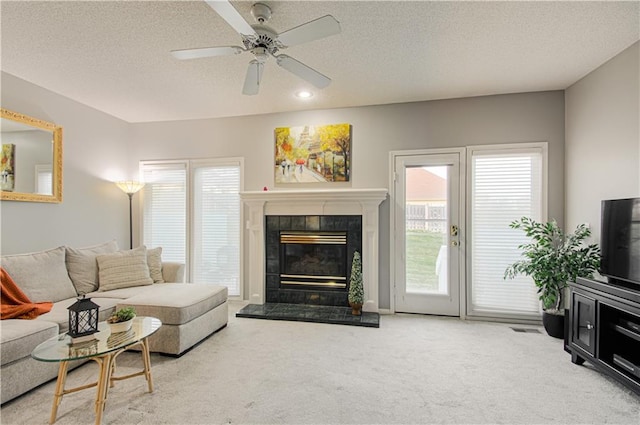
[241,189,387,312]
[265,214,362,306]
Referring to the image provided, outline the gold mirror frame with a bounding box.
[0,108,63,203]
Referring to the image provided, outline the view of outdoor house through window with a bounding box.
[140,160,242,296]
[405,165,449,295]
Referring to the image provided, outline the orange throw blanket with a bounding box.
[1,267,53,319]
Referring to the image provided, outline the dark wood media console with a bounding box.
[568,277,640,394]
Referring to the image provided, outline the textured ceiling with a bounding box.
[1,1,639,123]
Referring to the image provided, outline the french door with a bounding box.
[140,158,243,297]
[392,150,464,316]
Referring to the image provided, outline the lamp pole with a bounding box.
[115,181,145,250]
[126,192,134,249]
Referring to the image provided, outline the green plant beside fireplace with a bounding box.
[348,251,364,315]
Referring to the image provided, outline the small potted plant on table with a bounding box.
[504,217,600,338]
[107,307,136,333]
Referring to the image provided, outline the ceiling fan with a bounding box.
[171,0,341,95]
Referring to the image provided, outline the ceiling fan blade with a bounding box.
[277,15,341,47]
[171,46,244,60]
[276,55,331,89]
[205,0,258,37]
[242,60,264,95]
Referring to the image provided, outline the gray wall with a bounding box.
[2,70,565,309]
[1,72,131,254]
[131,91,566,308]
[565,41,640,241]
[5,130,51,194]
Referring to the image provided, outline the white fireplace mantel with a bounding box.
[240,189,387,312]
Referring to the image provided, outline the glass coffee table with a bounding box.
[31,316,162,425]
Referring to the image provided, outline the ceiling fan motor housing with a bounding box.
[242,25,281,56]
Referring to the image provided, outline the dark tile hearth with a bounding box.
[236,303,379,328]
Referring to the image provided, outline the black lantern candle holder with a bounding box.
[67,295,99,343]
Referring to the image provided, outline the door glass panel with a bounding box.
[405,165,449,294]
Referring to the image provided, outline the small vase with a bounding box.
[108,317,134,333]
[349,301,363,316]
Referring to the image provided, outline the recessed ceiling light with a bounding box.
[295,90,313,99]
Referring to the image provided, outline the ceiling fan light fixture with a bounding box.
[295,90,313,99]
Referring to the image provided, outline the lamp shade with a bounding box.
[115,181,145,195]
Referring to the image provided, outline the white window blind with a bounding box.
[192,164,241,295]
[35,164,52,195]
[470,147,545,316]
[140,159,242,296]
[141,164,187,264]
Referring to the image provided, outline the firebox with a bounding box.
[280,231,348,289]
[265,215,362,306]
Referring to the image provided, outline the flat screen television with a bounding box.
[600,197,640,286]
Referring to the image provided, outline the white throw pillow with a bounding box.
[1,246,78,303]
[146,246,164,283]
[97,246,153,292]
[66,240,119,294]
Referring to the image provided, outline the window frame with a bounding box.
[139,157,244,298]
[465,142,548,321]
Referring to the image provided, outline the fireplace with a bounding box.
[266,215,361,306]
[240,188,387,312]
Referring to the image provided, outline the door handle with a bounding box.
[451,241,459,247]
[450,225,458,237]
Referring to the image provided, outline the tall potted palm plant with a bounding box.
[504,217,600,338]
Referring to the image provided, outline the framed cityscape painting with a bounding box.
[274,123,351,184]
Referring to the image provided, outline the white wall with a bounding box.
[1,72,132,254]
[131,91,565,308]
[565,41,640,241]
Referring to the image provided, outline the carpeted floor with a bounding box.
[1,301,639,424]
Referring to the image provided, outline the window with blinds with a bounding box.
[141,163,187,264]
[469,145,546,317]
[192,164,241,295]
[35,164,52,195]
[140,159,242,297]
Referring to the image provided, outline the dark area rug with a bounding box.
[236,303,379,328]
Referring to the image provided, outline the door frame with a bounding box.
[389,148,467,317]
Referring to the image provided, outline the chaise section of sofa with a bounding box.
[0,242,228,404]
[116,283,228,355]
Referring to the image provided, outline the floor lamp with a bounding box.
[116,181,145,249]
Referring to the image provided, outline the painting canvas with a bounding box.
[275,123,351,184]
[1,143,15,192]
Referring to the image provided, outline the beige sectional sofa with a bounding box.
[0,242,228,404]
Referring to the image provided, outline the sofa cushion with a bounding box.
[1,246,77,303]
[1,319,58,366]
[117,283,227,326]
[35,297,120,334]
[97,246,153,292]
[66,240,119,295]
[86,285,156,300]
[147,247,164,283]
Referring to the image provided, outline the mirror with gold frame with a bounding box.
[0,108,62,203]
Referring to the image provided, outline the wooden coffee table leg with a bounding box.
[93,355,113,425]
[49,361,69,424]
[141,338,154,393]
